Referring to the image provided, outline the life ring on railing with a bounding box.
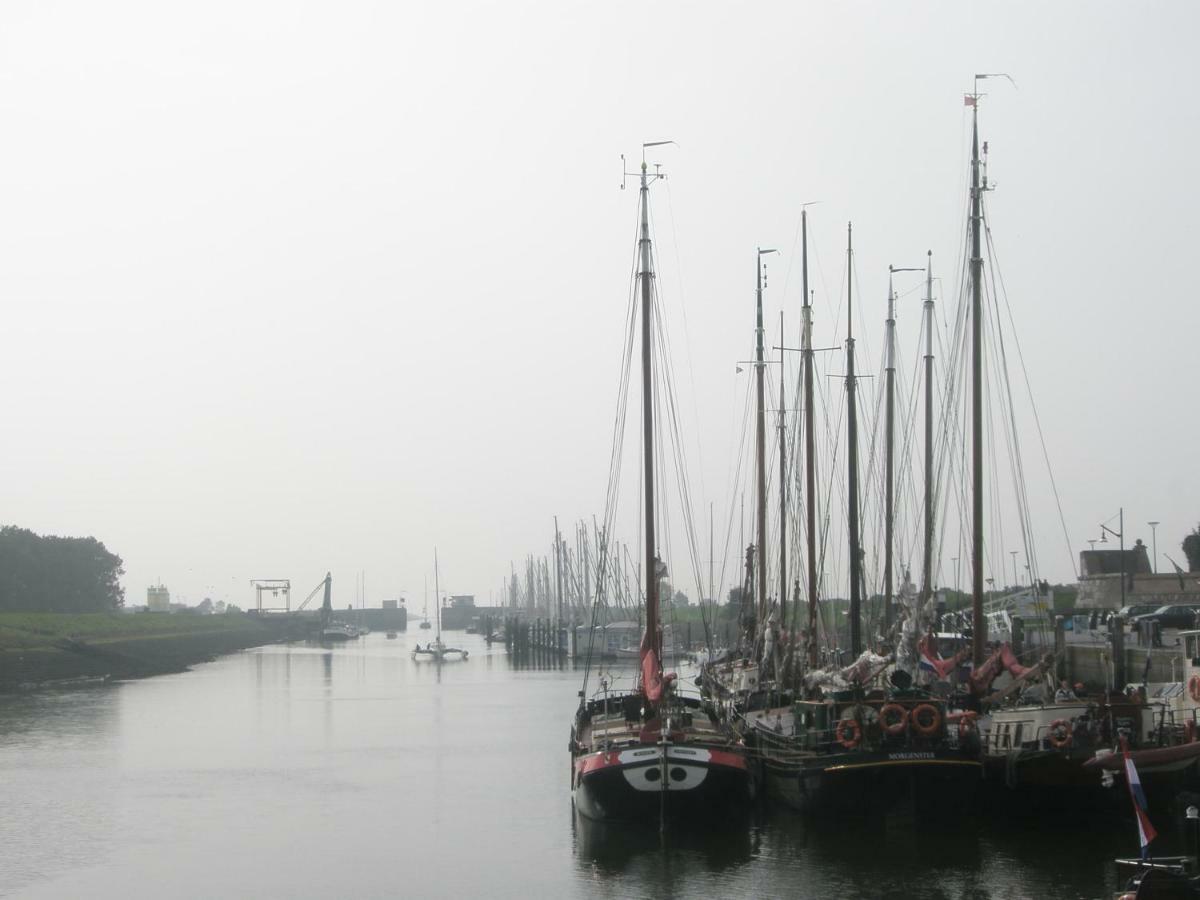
[1188,675,1200,703]
[835,717,862,750]
[911,703,941,737]
[957,711,979,739]
[879,703,908,736]
[1048,718,1073,749]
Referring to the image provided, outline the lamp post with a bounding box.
[1010,550,1019,590]
[1148,521,1160,574]
[1100,507,1125,611]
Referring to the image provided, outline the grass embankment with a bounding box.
[0,612,291,689]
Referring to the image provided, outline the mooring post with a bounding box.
[1111,615,1126,694]
[1011,615,1024,660]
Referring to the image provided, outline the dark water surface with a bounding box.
[0,633,1172,898]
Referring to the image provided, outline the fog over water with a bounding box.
[0,2,1195,605]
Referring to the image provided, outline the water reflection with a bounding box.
[572,810,756,877]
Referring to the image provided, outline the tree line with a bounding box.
[0,526,125,612]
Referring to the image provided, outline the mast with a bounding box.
[969,99,985,666]
[884,269,896,633]
[845,223,862,656]
[433,548,442,642]
[802,210,818,668]
[884,262,923,628]
[922,252,935,606]
[777,311,787,632]
[754,249,769,631]
[637,157,660,660]
[554,516,563,629]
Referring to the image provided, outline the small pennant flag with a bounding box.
[1121,737,1157,859]
[964,95,977,107]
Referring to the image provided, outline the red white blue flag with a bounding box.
[1121,737,1157,858]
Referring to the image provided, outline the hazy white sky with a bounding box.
[0,1,1195,608]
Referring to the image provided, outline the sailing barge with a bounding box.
[569,146,751,824]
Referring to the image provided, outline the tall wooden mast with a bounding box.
[969,99,985,666]
[845,223,862,656]
[777,311,787,631]
[885,263,922,629]
[921,252,935,607]
[884,269,896,633]
[637,156,659,658]
[754,249,770,629]
[802,210,819,667]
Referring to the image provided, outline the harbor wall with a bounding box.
[1065,642,1182,689]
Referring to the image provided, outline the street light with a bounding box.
[1148,521,1160,574]
[1010,550,1019,590]
[1099,507,1125,611]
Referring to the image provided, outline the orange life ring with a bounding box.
[1048,718,1073,749]
[1189,675,1200,704]
[911,703,941,737]
[879,703,908,736]
[835,717,862,750]
[957,711,979,739]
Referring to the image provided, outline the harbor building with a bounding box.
[147,584,171,612]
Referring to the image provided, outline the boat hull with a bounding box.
[763,747,982,817]
[982,746,1200,811]
[572,744,751,823]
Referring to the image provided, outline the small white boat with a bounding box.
[411,549,469,663]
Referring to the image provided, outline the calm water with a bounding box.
[0,633,1172,898]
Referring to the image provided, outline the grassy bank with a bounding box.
[0,612,293,689]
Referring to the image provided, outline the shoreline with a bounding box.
[0,612,302,691]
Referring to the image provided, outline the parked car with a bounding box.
[1118,604,1160,620]
[1131,605,1200,630]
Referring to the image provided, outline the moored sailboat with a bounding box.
[569,145,751,824]
[734,217,981,815]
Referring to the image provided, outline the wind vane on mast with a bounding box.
[620,140,677,189]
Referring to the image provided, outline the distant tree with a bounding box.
[727,587,745,608]
[195,598,214,615]
[673,590,689,607]
[214,600,226,614]
[1184,524,1200,573]
[0,526,124,612]
[226,604,242,614]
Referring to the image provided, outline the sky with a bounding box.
[0,1,1195,609]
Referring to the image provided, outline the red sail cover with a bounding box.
[968,642,1034,694]
[639,629,675,704]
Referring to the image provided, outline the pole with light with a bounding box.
[1100,507,1125,611]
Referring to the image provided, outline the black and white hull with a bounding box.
[572,741,751,822]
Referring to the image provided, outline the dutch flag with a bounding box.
[1121,737,1157,859]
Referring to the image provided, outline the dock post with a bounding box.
[1011,616,1024,659]
[1054,616,1066,683]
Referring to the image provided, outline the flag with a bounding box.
[1121,737,1157,858]
[964,95,977,107]
[918,634,960,679]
